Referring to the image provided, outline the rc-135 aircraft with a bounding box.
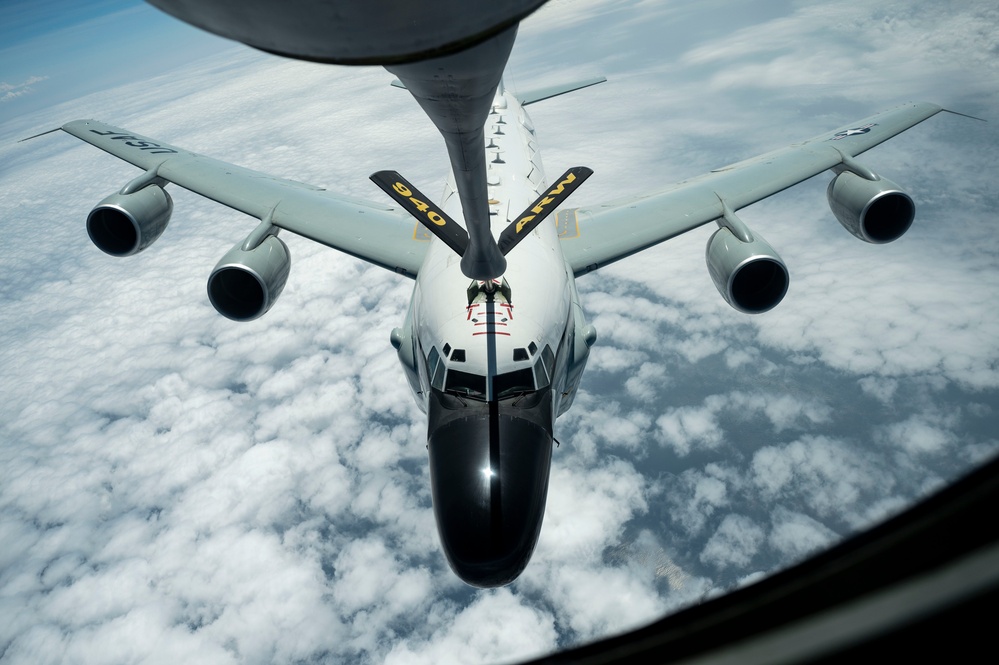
[43,0,950,586]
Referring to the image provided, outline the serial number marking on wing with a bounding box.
[88,129,178,154]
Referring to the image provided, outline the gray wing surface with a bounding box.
[62,120,427,278]
[560,102,943,276]
[515,76,607,106]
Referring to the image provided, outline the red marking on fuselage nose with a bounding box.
[500,303,514,320]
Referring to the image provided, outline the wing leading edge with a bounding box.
[560,102,943,276]
[61,120,428,278]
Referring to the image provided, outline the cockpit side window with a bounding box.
[431,362,446,391]
[541,345,555,378]
[533,357,550,389]
[428,346,440,374]
[428,346,446,391]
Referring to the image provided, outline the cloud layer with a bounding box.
[2,1,998,663]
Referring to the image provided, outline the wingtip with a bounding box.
[942,108,988,122]
[17,126,62,143]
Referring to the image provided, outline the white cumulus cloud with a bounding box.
[2,0,998,662]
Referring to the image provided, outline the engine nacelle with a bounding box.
[87,185,173,256]
[827,170,914,243]
[207,235,290,321]
[706,226,789,314]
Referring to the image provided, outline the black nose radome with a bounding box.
[428,400,553,587]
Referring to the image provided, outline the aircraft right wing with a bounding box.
[559,102,944,277]
[61,120,428,278]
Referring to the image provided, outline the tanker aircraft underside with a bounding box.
[33,0,956,586]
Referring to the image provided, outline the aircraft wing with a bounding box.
[559,102,943,276]
[61,120,428,278]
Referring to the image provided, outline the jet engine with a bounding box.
[827,170,914,243]
[87,184,172,256]
[706,226,789,314]
[207,234,290,321]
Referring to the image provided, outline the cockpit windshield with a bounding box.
[493,367,535,399]
[432,344,554,401]
[444,369,487,399]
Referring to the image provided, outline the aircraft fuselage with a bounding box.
[391,86,594,586]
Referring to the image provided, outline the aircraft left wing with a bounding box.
[61,120,428,278]
[560,102,944,277]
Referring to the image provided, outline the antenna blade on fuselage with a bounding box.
[498,166,593,255]
[371,170,469,256]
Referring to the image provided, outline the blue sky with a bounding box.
[2,1,998,663]
[0,0,231,121]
